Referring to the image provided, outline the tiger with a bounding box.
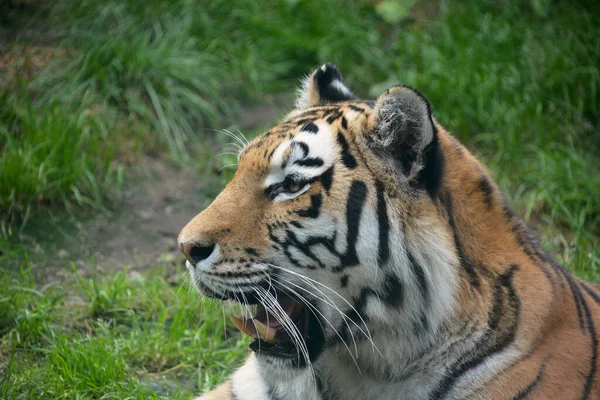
[178,63,600,400]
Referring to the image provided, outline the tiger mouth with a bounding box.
[195,277,326,363]
[229,293,315,360]
[230,295,307,342]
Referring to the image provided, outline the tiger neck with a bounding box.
[334,128,547,382]
[434,127,545,314]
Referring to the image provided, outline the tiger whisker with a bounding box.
[268,281,325,380]
[217,163,239,172]
[256,286,308,364]
[220,297,228,340]
[263,274,278,330]
[222,128,249,148]
[216,151,242,159]
[177,272,190,295]
[262,262,381,357]
[237,286,261,353]
[253,286,302,362]
[222,143,244,157]
[273,273,360,358]
[254,285,311,367]
[223,141,243,151]
[213,127,246,147]
[276,280,362,374]
[235,129,251,146]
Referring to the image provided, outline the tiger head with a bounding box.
[178,63,459,368]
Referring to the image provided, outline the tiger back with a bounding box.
[178,63,600,400]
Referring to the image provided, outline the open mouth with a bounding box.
[228,292,324,364]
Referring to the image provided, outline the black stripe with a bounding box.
[429,265,520,400]
[340,275,349,287]
[544,265,598,400]
[293,118,313,127]
[337,132,357,169]
[555,265,599,400]
[346,287,375,326]
[381,273,404,308]
[581,294,598,400]
[296,194,322,218]
[512,360,547,399]
[320,166,334,194]
[294,141,310,158]
[326,110,343,124]
[478,174,495,210]
[301,121,319,133]
[349,104,365,113]
[439,191,480,288]
[301,234,340,257]
[582,281,600,306]
[341,116,348,130]
[334,286,375,346]
[205,269,266,279]
[539,262,557,298]
[502,199,549,263]
[376,181,390,265]
[295,157,324,168]
[551,263,586,331]
[285,230,325,269]
[341,180,368,267]
[407,250,429,307]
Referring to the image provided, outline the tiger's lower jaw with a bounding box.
[205,285,326,366]
[247,309,325,367]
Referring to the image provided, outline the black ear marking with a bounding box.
[371,85,444,197]
[295,63,356,109]
[314,63,355,104]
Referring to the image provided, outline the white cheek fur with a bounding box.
[264,123,337,191]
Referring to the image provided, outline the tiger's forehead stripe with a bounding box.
[264,121,338,187]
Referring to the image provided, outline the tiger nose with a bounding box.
[179,240,217,265]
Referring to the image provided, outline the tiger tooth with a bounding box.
[252,319,277,343]
[230,315,258,338]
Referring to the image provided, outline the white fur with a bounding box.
[231,356,270,400]
[264,123,338,190]
[295,74,313,110]
[330,79,353,97]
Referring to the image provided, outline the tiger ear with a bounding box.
[295,63,356,109]
[368,85,443,196]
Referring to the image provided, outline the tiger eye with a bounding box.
[286,181,302,193]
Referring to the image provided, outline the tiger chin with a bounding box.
[178,63,600,400]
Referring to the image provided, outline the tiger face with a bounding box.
[178,63,455,367]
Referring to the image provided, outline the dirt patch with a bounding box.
[9,158,210,282]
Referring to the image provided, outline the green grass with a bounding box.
[0,87,124,227]
[0,264,249,399]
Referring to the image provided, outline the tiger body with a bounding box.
[178,63,600,400]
